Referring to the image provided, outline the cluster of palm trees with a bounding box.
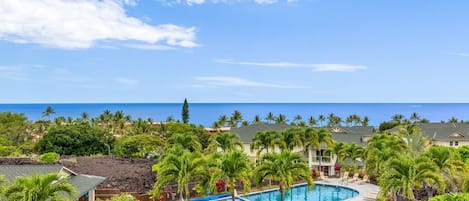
[0,173,77,201]
[152,128,319,201]
[212,111,371,128]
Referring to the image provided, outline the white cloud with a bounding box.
[162,0,286,5]
[215,59,367,72]
[123,44,176,50]
[450,52,469,57]
[0,0,197,49]
[115,77,138,88]
[0,66,27,81]
[194,76,308,88]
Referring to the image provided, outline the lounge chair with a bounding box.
[348,173,359,183]
[319,173,329,182]
[356,175,369,185]
[340,171,349,183]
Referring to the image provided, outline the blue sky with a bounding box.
[1,0,469,103]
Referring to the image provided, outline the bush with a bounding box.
[35,123,114,156]
[40,152,60,163]
[98,194,136,201]
[429,193,469,201]
[113,134,162,158]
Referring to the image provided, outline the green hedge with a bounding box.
[429,193,469,201]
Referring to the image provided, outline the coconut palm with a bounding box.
[217,115,228,127]
[279,128,304,151]
[254,151,314,201]
[265,112,275,124]
[81,112,89,122]
[308,116,317,127]
[410,112,421,123]
[332,142,350,165]
[252,115,261,124]
[153,147,206,201]
[379,155,444,200]
[293,114,302,124]
[346,143,364,169]
[276,114,287,124]
[210,151,252,201]
[399,124,430,158]
[251,131,280,157]
[42,106,55,121]
[167,133,202,152]
[208,132,243,153]
[5,173,77,201]
[231,110,243,127]
[304,128,335,174]
[364,132,407,178]
[318,115,326,127]
[362,116,370,127]
[448,117,459,123]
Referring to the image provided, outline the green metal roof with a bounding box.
[0,165,106,198]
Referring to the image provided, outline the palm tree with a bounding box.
[308,116,317,127]
[332,142,349,165]
[265,112,275,124]
[346,143,364,169]
[362,116,370,127]
[208,132,243,153]
[425,146,466,192]
[251,131,280,157]
[210,151,252,201]
[410,112,421,123]
[276,114,287,124]
[231,110,243,127]
[252,115,261,124]
[304,128,335,175]
[364,132,407,178]
[399,124,430,158]
[254,151,314,201]
[318,115,325,127]
[167,133,202,152]
[293,114,302,124]
[379,155,444,200]
[81,112,89,122]
[449,117,459,123]
[153,147,206,201]
[218,115,228,127]
[42,106,55,121]
[392,114,405,124]
[279,128,304,151]
[5,173,77,201]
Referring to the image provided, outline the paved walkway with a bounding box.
[316,178,380,201]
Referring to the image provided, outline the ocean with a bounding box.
[1,103,469,127]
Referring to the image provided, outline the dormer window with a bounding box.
[330,127,346,133]
[449,132,464,138]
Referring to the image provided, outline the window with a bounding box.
[450,141,454,146]
[455,141,459,146]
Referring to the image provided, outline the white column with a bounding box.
[308,148,312,168]
[88,189,95,201]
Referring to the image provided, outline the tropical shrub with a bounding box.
[39,152,60,163]
[429,193,469,201]
[113,134,162,158]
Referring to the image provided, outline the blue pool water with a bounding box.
[242,184,358,201]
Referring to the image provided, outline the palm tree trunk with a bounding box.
[231,183,236,201]
[318,148,322,176]
[180,190,184,201]
[280,182,285,201]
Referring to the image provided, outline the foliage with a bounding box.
[378,121,399,132]
[182,98,189,124]
[35,123,114,156]
[152,146,206,201]
[378,155,444,200]
[429,193,469,201]
[0,112,30,145]
[113,134,162,158]
[254,151,313,201]
[457,146,469,162]
[108,193,137,201]
[208,132,243,153]
[39,152,60,163]
[209,151,252,201]
[251,131,280,157]
[5,173,77,201]
[159,122,211,150]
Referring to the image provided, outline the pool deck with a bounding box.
[315,178,380,201]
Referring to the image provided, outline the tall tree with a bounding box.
[318,115,326,126]
[208,132,243,153]
[42,106,55,121]
[210,151,252,201]
[182,98,189,124]
[362,116,370,127]
[251,131,280,157]
[153,147,205,201]
[304,128,335,174]
[308,116,317,127]
[254,151,314,201]
[231,110,243,127]
[379,155,444,200]
[279,128,304,151]
[252,115,261,124]
[265,112,275,124]
[276,114,287,124]
[5,173,77,201]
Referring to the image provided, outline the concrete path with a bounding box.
[315,178,380,201]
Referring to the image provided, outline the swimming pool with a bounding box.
[241,184,358,201]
